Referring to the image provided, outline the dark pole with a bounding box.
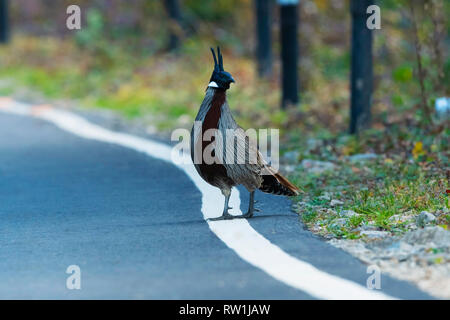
[279,0,299,108]
[0,0,9,44]
[163,0,182,51]
[350,0,373,134]
[255,0,272,78]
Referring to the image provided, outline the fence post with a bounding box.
[350,0,373,134]
[278,0,299,108]
[255,0,272,78]
[163,0,183,51]
[0,0,9,44]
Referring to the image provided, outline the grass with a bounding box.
[290,151,449,240]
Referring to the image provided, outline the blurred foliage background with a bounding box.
[0,0,448,157]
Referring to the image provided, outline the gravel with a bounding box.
[330,199,344,207]
[360,230,391,239]
[339,210,359,218]
[347,153,378,162]
[300,159,338,174]
[329,226,450,299]
[416,211,437,227]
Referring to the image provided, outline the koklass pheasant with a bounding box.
[191,47,300,221]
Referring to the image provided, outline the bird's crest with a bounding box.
[210,47,224,71]
[208,47,235,90]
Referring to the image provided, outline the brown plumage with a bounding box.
[191,47,300,220]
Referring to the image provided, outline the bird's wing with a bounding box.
[215,123,264,191]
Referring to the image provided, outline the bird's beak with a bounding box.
[230,77,235,83]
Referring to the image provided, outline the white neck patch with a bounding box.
[208,81,219,88]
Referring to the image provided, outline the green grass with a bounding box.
[290,155,449,239]
[288,124,448,240]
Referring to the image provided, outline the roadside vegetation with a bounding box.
[288,132,448,240]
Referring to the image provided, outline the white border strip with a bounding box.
[0,98,396,300]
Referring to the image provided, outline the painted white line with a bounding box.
[0,99,396,300]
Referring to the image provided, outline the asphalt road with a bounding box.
[0,107,432,299]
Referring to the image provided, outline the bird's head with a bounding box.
[208,47,235,90]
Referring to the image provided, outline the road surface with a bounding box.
[0,99,432,299]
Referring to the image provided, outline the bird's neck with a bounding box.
[202,88,226,132]
[209,88,226,109]
[206,86,226,95]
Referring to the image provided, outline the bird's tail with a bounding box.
[259,167,301,196]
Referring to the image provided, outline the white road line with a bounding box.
[0,99,396,300]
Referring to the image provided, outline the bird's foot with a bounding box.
[208,211,253,220]
[207,203,261,221]
[234,205,261,219]
[236,211,254,219]
[207,207,234,221]
[207,213,235,221]
[227,207,260,219]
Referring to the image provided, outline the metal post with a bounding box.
[350,0,373,134]
[0,0,9,44]
[163,0,182,51]
[278,0,299,108]
[255,0,272,77]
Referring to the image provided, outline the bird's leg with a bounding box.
[230,191,258,219]
[208,191,259,221]
[207,194,234,221]
[240,191,256,218]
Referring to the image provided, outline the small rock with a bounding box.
[330,199,344,207]
[388,214,401,223]
[403,226,450,246]
[318,191,332,201]
[295,201,312,211]
[388,214,413,224]
[296,201,308,207]
[405,223,418,231]
[360,230,390,240]
[416,211,436,227]
[385,241,414,260]
[352,224,378,232]
[339,210,358,218]
[329,218,347,231]
[300,159,337,174]
[332,218,347,227]
[347,153,378,163]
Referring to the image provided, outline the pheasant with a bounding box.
[191,47,300,221]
